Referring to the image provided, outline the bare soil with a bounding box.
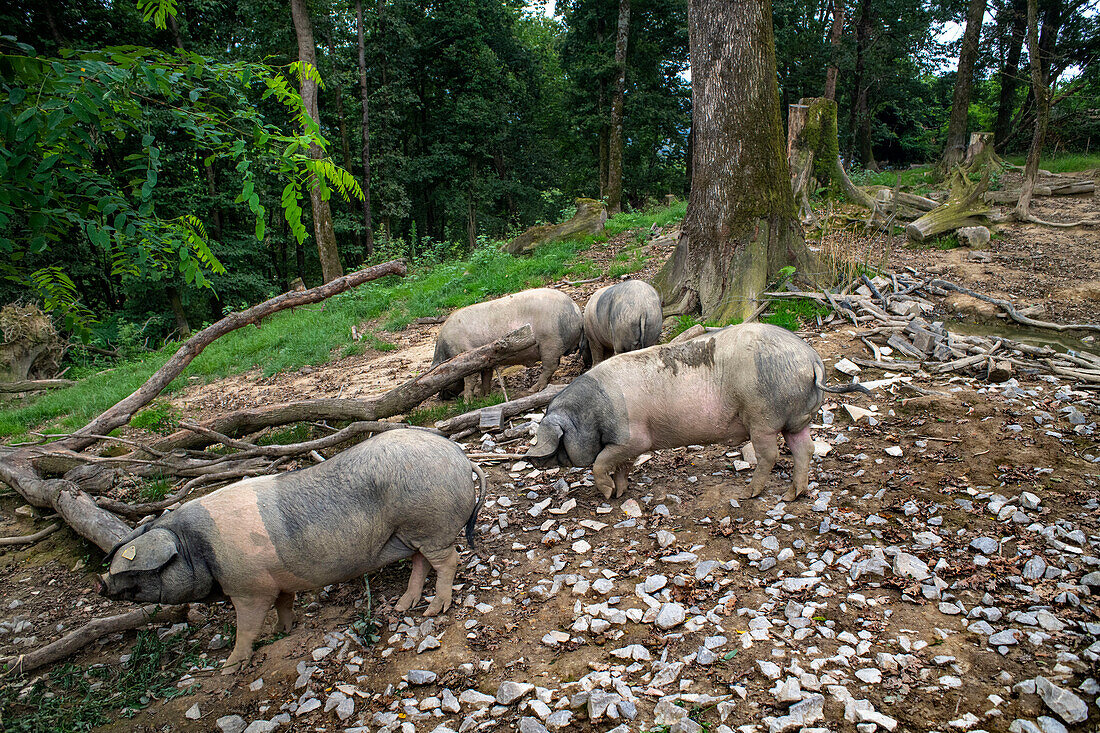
[2,188,1098,733]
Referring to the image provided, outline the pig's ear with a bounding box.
[115,528,179,572]
[526,421,564,458]
[104,522,156,565]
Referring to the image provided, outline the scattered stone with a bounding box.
[1035,676,1088,724]
[217,715,246,733]
[408,669,438,685]
[496,681,535,705]
[656,603,686,630]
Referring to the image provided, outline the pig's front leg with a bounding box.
[478,367,494,397]
[223,594,276,674]
[593,444,638,500]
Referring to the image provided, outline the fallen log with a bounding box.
[0,604,188,674]
[58,261,407,453]
[0,379,76,393]
[906,166,991,243]
[152,326,536,452]
[848,357,922,373]
[435,384,567,435]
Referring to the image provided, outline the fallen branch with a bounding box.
[0,523,61,547]
[58,261,407,453]
[152,326,536,453]
[0,379,76,393]
[930,279,1100,333]
[435,384,567,435]
[848,357,922,373]
[0,604,188,675]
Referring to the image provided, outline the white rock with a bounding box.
[655,603,686,630]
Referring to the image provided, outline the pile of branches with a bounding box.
[767,271,1100,387]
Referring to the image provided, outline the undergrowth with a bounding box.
[0,203,686,440]
[407,394,505,427]
[0,628,201,732]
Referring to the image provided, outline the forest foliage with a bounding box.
[0,0,1097,348]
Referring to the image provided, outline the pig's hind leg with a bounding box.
[421,545,460,616]
[223,594,276,674]
[742,427,779,499]
[394,552,430,613]
[275,592,296,633]
[781,426,814,502]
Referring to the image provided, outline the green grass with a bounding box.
[760,298,830,331]
[907,233,960,250]
[0,201,689,441]
[852,164,937,193]
[1004,152,1100,173]
[406,394,505,427]
[130,402,178,435]
[0,628,201,732]
[137,476,174,502]
[608,247,647,278]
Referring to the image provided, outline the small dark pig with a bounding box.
[583,280,663,366]
[99,430,485,673]
[526,323,867,502]
[433,288,582,400]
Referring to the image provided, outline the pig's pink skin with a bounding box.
[529,323,827,502]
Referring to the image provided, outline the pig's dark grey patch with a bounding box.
[656,337,717,375]
[557,307,583,354]
[165,505,224,601]
[537,375,628,466]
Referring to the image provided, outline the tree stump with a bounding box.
[906,166,992,243]
[0,304,66,382]
[786,98,875,223]
[504,199,607,255]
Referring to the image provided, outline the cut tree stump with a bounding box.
[787,98,875,222]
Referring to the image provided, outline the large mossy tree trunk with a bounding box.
[654,0,815,324]
[291,0,344,284]
[606,0,630,215]
[939,0,987,173]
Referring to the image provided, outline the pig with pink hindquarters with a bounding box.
[526,323,867,502]
[99,430,484,673]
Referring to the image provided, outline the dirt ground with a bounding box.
[1,183,1098,733]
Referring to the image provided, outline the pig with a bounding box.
[99,429,485,673]
[583,280,663,366]
[525,323,868,502]
[432,288,583,401]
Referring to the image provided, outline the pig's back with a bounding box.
[441,288,580,352]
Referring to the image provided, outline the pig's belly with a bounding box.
[626,382,746,450]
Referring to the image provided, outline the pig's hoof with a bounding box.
[782,486,805,502]
[394,596,417,614]
[424,599,449,617]
[220,661,244,676]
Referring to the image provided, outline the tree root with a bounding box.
[930,279,1100,333]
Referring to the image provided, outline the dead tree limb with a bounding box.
[434,384,566,435]
[58,261,407,453]
[930,280,1100,333]
[0,604,188,675]
[0,379,76,393]
[906,166,991,242]
[0,523,61,547]
[0,456,130,551]
[151,325,537,452]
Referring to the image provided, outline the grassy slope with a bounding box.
[0,203,686,439]
[1003,152,1100,173]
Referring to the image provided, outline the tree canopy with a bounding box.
[0,0,1096,343]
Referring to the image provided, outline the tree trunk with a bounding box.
[167,286,191,339]
[940,0,987,172]
[787,98,875,222]
[848,0,876,170]
[654,0,816,324]
[326,28,363,261]
[993,0,1027,147]
[606,0,630,215]
[356,0,375,260]
[290,0,344,284]
[823,0,845,100]
[1014,0,1049,220]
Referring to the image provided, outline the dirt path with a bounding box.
[2,201,1098,733]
